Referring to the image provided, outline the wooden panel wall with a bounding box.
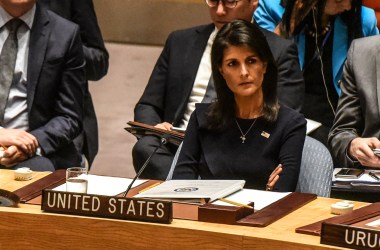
[93,0,210,45]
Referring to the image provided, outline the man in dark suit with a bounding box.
[0,0,85,171]
[329,35,380,168]
[133,0,305,180]
[38,0,109,167]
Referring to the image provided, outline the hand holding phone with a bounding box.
[373,149,380,157]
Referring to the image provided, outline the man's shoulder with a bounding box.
[168,24,214,39]
[41,7,79,32]
[278,105,306,124]
[352,35,380,49]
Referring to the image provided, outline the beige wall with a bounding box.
[93,0,210,45]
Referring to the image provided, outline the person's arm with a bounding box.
[361,7,379,37]
[276,41,305,112]
[275,112,307,191]
[253,0,284,31]
[172,111,201,179]
[328,40,366,168]
[30,25,85,155]
[71,0,109,81]
[134,33,173,126]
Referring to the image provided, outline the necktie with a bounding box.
[202,75,216,103]
[0,19,23,123]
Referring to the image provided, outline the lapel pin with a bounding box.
[261,131,270,138]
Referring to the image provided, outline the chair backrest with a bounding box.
[296,136,333,197]
[166,142,183,180]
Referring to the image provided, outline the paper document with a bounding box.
[134,179,245,203]
[306,118,322,134]
[212,189,290,210]
[54,174,147,196]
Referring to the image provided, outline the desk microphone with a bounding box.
[0,189,20,207]
[122,134,170,197]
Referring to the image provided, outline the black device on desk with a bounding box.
[332,168,380,202]
[334,168,364,179]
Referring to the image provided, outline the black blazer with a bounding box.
[38,0,109,165]
[135,23,304,126]
[173,103,306,191]
[27,4,86,169]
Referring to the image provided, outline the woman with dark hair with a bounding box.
[172,20,306,192]
[254,0,378,146]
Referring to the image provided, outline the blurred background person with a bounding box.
[0,0,85,170]
[173,20,306,191]
[39,0,109,168]
[254,0,378,147]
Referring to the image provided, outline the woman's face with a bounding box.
[324,0,352,16]
[219,45,267,99]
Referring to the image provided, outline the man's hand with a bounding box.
[154,122,173,131]
[0,145,28,167]
[0,129,38,157]
[349,137,380,167]
[266,164,283,191]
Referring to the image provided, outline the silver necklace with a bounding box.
[235,118,257,143]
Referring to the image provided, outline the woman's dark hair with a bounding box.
[208,19,279,131]
[280,0,363,42]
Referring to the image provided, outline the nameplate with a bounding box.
[41,190,172,224]
[321,222,380,249]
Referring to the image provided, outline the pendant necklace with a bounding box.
[235,118,257,143]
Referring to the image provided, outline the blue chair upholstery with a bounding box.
[296,136,333,197]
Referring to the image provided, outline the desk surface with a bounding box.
[0,170,368,249]
[0,169,50,192]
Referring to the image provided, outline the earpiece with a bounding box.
[311,5,336,116]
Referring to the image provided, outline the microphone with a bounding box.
[0,189,20,207]
[122,134,170,197]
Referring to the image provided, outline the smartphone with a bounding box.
[335,168,364,179]
[373,149,380,157]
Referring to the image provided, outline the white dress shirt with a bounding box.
[0,5,35,130]
[178,28,217,129]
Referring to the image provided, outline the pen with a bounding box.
[0,143,8,150]
[218,198,253,209]
[369,172,380,181]
[138,182,161,194]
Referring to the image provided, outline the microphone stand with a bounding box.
[122,135,169,197]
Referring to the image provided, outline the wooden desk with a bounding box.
[0,169,50,192]
[0,170,368,249]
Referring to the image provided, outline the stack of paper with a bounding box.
[134,179,245,204]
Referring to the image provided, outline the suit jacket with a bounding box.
[38,0,109,165]
[328,35,380,168]
[134,23,304,127]
[27,4,86,169]
[254,0,379,95]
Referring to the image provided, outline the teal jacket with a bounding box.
[254,0,379,95]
